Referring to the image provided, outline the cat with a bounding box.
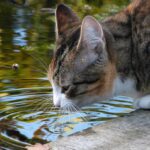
[48,0,150,110]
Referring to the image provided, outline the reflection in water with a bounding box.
[0,85,134,149]
[13,9,28,46]
[0,0,132,149]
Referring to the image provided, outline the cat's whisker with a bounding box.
[42,104,55,112]
[36,54,49,68]
[68,108,72,122]
[26,100,44,108]
[15,91,50,97]
[37,97,53,104]
[43,105,51,113]
[31,67,48,76]
[59,103,74,122]
[58,108,62,116]
[69,105,74,113]
[70,105,77,113]
[40,103,54,112]
[70,104,88,122]
[40,99,60,113]
[27,98,48,107]
[31,50,49,66]
[50,106,60,112]
[32,100,50,112]
[65,103,72,113]
[38,100,53,106]
[31,65,48,73]
[45,107,59,112]
[41,96,53,102]
[5,91,40,98]
[30,52,49,69]
[28,98,46,103]
[72,103,82,112]
[60,106,66,115]
[25,52,49,73]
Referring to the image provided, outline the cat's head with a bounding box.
[48,4,116,108]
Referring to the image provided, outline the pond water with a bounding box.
[0,0,133,149]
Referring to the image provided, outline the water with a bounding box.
[0,0,133,149]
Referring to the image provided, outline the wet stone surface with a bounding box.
[48,110,150,150]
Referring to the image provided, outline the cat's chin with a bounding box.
[54,93,112,108]
[72,94,112,107]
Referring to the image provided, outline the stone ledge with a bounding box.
[50,110,150,150]
[27,110,150,150]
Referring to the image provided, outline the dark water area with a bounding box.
[0,0,133,149]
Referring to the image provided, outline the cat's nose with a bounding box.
[54,100,61,108]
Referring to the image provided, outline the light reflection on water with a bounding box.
[0,84,134,149]
[0,0,132,149]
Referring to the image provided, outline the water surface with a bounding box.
[0,0,133,149]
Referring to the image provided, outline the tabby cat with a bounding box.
[48,0,150,110]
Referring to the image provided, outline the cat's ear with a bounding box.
[55,4,80,38]
[77,16,105,50]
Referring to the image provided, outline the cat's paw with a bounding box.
[134,95,150,109]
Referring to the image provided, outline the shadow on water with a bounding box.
[0,0,132,149]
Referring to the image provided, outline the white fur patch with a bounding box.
[134,95,150,109]
[113,76,139,98]
[51,81,71,107]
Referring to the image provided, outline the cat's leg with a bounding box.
[134,95,150,109]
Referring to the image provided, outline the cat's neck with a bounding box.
[101,6,139,97]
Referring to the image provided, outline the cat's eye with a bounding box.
[73,78,99,85]
[61,86,70,93]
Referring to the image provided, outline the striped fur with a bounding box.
[49,0,150,108]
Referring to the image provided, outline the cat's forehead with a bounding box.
[52,27,81,79]
[55,27,80,61]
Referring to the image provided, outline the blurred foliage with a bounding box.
[0,0,129,88]
[0,0,130,88]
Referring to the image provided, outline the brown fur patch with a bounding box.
[87,62,116,96]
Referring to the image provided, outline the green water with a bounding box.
[0,0,133,149]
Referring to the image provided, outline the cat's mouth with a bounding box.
[53,89,111,109]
